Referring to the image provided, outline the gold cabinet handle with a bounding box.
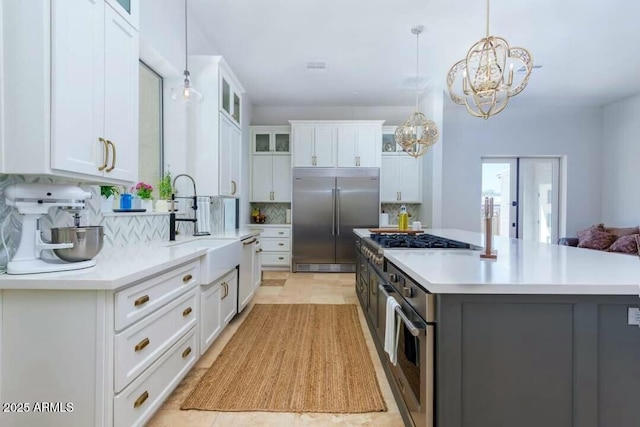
[98,137,109,171]
[133,391,149,408]
[221,282,228,299]
[278,243,284,246]
[183,274,193,284]
[182,347,192,359]
[399,191,402,201]
[134,295,150,307]
[278,231,284,235]
[134,337,150,352]
[231,180,237,195]
[182,307,192,317]
[105,140,116,172]
[278,257,284,260]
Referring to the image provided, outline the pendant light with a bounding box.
[395,26,439,159]
[446,0,532,119]
[170,0,203,103]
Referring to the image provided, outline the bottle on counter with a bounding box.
[398,204,409,231]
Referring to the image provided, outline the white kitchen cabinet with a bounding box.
[190,56,245,197]
[252,126,290,154]
[2,0,139,184]
[105,0,139,30]
[239,234,260,312]
[253,240,262,289]
[220,269,238,325]
[251,155,291,202]
[291,121,383,168]
[258,226,291,270]
[200,281,221,355]
[337,125,381,167]
[380,155,422,203]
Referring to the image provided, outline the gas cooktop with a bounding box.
[369,233,472,249]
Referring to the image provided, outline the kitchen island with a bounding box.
[354,228,640,427]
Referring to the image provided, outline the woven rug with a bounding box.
[181,304,387,413]
[260,279,286,286]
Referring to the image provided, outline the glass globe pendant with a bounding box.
[170,0,203,103]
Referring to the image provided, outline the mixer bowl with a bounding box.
[51,226,104,262]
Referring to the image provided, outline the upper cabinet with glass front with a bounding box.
[105,0,139,29]
[251,126,291,154]
[220,67,243,127]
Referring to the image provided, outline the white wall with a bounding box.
[441,103,604,237]
[240,95,253,226]
[602,93,640,226]
[418,89,444,228]
[251,105,413,125]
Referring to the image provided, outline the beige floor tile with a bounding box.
[146,408,218,427]
[295,412,400,426]
[262,271,291,279]
[309,294,346,304]
[213,412,297,427]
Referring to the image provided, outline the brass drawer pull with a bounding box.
[221,282,228,299]
[182,307,192,317]
[133,391,149,408]
[183,274,193,283]
[278,231,284,235]
[98,137,109,171]
[182,347,192,359]
[105,139,116,172]
[134,337,150,352]
[278,243,284,246]
[134,295,150,307]
[278,257,284,260]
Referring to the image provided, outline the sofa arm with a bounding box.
[557,237,579,247]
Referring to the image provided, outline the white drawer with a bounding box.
[261,252,290,266]
[114,290,198,392]
[114,261,199,331]
[261,238,290,252]
[114,328,197,427]
[260,227,290,238]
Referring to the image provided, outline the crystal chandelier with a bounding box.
[447,0,532,119]
[395,26,439,158]
[170,0,203,103]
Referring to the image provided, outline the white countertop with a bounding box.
[355,228,640,295]
[0,228,259,291]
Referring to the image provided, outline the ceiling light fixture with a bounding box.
[170,0,202,103]
[447,0,532,119]
[394,26,439,159]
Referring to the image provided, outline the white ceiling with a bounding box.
[189,0,640,107]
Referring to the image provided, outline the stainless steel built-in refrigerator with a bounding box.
[292,168,379,272]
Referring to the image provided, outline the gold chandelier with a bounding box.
[395,26,439,158]
[447,0,533,119]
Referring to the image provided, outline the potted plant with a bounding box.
[99,185,119,213]
[155,171,174,212]
[132,182,154,211]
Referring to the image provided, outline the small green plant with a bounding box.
[133,182,153,200]
[158,171,172,200]
[100,185,119,198]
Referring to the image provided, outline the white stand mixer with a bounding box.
[5,183,96,274]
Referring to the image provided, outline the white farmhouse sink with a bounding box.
[171,239,241,284]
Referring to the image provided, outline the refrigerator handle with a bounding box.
[336,188,341,235]
[331,188,336,236]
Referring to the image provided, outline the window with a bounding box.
[138,61,163,198]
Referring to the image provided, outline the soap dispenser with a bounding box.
[398,205,409,231]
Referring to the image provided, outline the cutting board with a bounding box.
[368,228,424,234]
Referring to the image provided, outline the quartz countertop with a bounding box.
[354,228,640,295]
[0,228,259,291]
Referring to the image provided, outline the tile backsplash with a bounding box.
[0,175,223,269]
[380,203,421,225]
[249,203,291,224]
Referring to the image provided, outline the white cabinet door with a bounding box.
[380,156,399,202]
[398,156,421,203]
[219,114,233,196]
[292,125,315,167]
[272,156,291,202]
[251,156,273,202]
[357,125,379,167]
[337,126,357,167]
[50,0,105,177]
[229,124,241,196]
[221,270,237,325]
[103,4,138,182]
[253,241,262,289]
[238,237,256,312]
[199,282,221,355]
[314,126,336,167]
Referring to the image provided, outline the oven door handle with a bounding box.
[378,284,423,337]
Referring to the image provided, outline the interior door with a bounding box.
[336,170,380,264]
[292,171,335,269]
[481,158,517,238]
[518,158,560,244]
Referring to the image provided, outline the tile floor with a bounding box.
[147,271,404,427]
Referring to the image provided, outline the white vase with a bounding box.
[155,199,169,213]
[140,199,153,212]
[100,196,114,213]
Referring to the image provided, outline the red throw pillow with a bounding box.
[577,223,604,241]
[577,228,617,250]
[608,234,640,255]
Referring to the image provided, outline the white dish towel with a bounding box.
[196,196,211,234]
[384,296,401,366]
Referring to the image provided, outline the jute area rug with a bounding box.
[181,304,387,413]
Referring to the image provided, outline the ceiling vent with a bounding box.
[517,64,543,73]
[306,61,327,70]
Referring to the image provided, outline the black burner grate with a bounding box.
[370,233,471,249]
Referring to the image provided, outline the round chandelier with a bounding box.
[395,26,439,158]
[447,0,533,119]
